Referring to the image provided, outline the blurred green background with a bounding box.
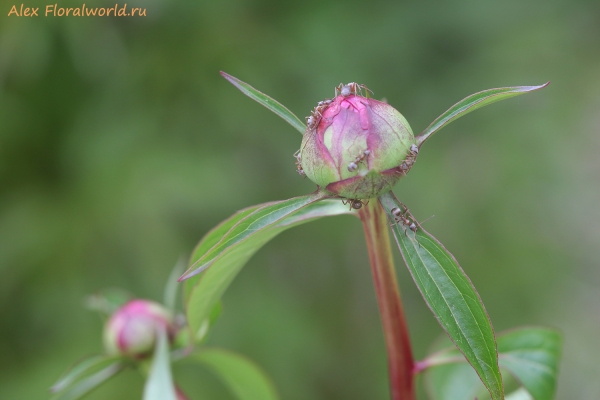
[1,0,599,398]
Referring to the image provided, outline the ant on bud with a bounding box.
[305,99,333,132]
[305,109,322,130]
[293,149,306,177]
[397,143,419,175]
[335,82,374,98]
[341,198,368,210]
[347,149,371,172]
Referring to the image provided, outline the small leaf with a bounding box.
[425,363,527,400]
[183,195,354,336]
[164,257,186,311]
[379,191,503,400]
[422,327,561,400]
[425,360,488,400]
[505,388,534,400]
[416,82,549,146]
[50,357,124,400]
[497,327,562,400]
[221,71,306,135]
[185,348,279,400]
[143,329,177,400]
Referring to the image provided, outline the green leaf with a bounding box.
[143,329,177,400]
[181,191,327,280]
[497,327,562,400]
[416,82,549,146]
[51,355,113,393]
[221,71,306,135]
[425,363,527,400]
[422,327,561,400]
[186,348,279,400]
[181,203,263,303]
[50,356,124,400]
[164,257,186,311]
[425,359,489,400]
[505,388,535,400]
[182,194,354,336]
[379,191,503,400]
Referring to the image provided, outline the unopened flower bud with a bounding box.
[300,85,416,199]
[103,299,176,358]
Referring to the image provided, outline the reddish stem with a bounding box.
[175,384,190,400]
[359,200,415,400]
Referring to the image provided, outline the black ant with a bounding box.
[293,149,305,177]
[397,144,419,175]
[305,109,322,131]
[317,99,332,108]
[305,99,333,131]
[390,204,434,246]
[347,149,371,172]
[334,82,374,98]
[391,206,417,234]
[341,198,369,210]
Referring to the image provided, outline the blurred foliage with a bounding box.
[1,0,599,398]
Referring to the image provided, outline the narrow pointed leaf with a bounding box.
[187,204,264,274]
[185,348,279,400]
[423,328,561,400]
[143,329,177,400]
[164,257,186,311]
[221,71,306,134]
[181,191,326,281]
[50,359,124,400]
[51,355,119,393]
[183,194,354,335]
[379,191,503,400]
[181,203,263,304]
[417,82,549,146]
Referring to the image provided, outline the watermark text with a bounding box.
[7,4,146,17]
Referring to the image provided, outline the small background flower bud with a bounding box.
[103,299,176,358]
[300,87,416,199]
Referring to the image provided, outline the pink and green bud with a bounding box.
[103,299,177,358]
[300,84,417,200]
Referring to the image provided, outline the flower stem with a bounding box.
[359,200,415,400]
[175,384,190,400]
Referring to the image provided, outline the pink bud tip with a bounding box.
[103,299,177,358]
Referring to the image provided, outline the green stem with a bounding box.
[359,200,415,400]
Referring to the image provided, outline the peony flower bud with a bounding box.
[103,299,177,358]
[299,84,417,201]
